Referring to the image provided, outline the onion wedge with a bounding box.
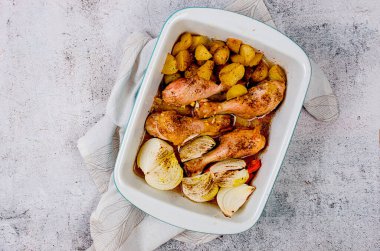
[137,138,183,190]
[213,169,249,188]
[217,184,255,217]
[182,172,219,202]
[208,158,246,173]
[179,136,216,162]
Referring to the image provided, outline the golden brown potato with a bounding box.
[176,50,192,71]
[251,61,269,82]
[248,52,263,67]
[219,63,245,86]
[190,35,210,51]
[209,40,225,54]
[213,46,230,65]
[226,84,248,100]
[269,64,286,82]
[195,44,212,61]
[184,64,199,78]
[239,44,256,66]
[172,33,192,56]
[164,73,182,84]
[230,54,245,64]
[226,38,242,53]
[161,53,178,74]
[197,60,214,80]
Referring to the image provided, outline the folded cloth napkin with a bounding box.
[78,0,339,250]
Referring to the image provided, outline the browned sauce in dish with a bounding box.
[132,32,287,215]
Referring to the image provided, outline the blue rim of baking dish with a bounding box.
[113,7,312,234]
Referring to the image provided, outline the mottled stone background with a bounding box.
[0,0,379,250]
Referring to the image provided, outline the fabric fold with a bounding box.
[106,33,155,128]
[304,60,339,121]
[78,116,118,193]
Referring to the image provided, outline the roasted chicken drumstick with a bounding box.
[145,111,232,146]
[184,128,266,175]
[196,80,286,119]
[162,77,228,106]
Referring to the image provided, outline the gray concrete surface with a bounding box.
[0,0,379,250]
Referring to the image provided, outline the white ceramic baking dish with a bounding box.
[114,7,311,234]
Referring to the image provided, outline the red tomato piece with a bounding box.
[247,159,262,173]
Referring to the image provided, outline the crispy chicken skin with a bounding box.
[184,128,266,175]
[162,77,228,106]
[145,111,233,146]
[195,80,286,119]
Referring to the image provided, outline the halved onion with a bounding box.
[209,159,246,173]
[137,138,183,190]
[213,169,249,188]
[145,163,183,190]
[182,172,219,202]
[217,184,255,217]
[137,138,168,174]
[179,136,216,162]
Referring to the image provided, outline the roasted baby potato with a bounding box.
[251,60,269,82]
[184,64,199,78]
[230,54,245,64]
[190,35,210,51]
[164,73,181,84]
[269,64,286,82]
[195,44,212,61]
[209,40,225,54]
[239,44,256,66]
[226,84,248,100]
[161,53,178,74]
[213,46,230,65]
[248,52,263,67]
[176,50,192,71]
[219,63,245,86]
[226,38,242,53]
[172,33,192,56]
[197,60,214,81]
